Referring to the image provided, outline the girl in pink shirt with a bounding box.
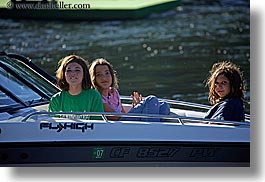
[89,58,170,121]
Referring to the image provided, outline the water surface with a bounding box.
[0,0,250,112]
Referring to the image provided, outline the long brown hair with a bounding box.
[56,55,91,91]
[89,58,118,91]
[205,61,246,105]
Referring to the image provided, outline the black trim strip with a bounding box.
[0,141,250,166]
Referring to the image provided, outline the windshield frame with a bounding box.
[0,54,59,113]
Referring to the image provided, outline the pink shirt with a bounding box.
[102,88,122,113]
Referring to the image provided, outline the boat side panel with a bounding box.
[0,120,250,143]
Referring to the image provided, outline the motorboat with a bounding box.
[0,52,250,166]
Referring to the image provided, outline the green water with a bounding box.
[0,0,250,112]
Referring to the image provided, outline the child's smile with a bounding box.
[214,74,231,98]
[95,65,112,89]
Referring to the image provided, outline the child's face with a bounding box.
[65,62,84,87]
[95,65,112,89]
[214,74,231,98]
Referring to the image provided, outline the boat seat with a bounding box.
[170,108,205,118]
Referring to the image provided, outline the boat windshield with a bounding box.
[0,55,59,112]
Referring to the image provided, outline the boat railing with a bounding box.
[121,95,211,110]
[21,111,250,128]
[120,96,250,122]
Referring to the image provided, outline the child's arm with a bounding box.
[103,103,121,121]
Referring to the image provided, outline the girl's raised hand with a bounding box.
[131,91,142,107]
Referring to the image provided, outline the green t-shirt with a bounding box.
[48,89,104,120]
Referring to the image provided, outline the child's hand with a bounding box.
[131,91,142,107]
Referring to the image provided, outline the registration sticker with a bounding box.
[92,147,104,159]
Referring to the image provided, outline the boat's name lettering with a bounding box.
[189,148,217,158]
[136,147,180,158]
[40,122,94,132]
[110,147,130,158]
